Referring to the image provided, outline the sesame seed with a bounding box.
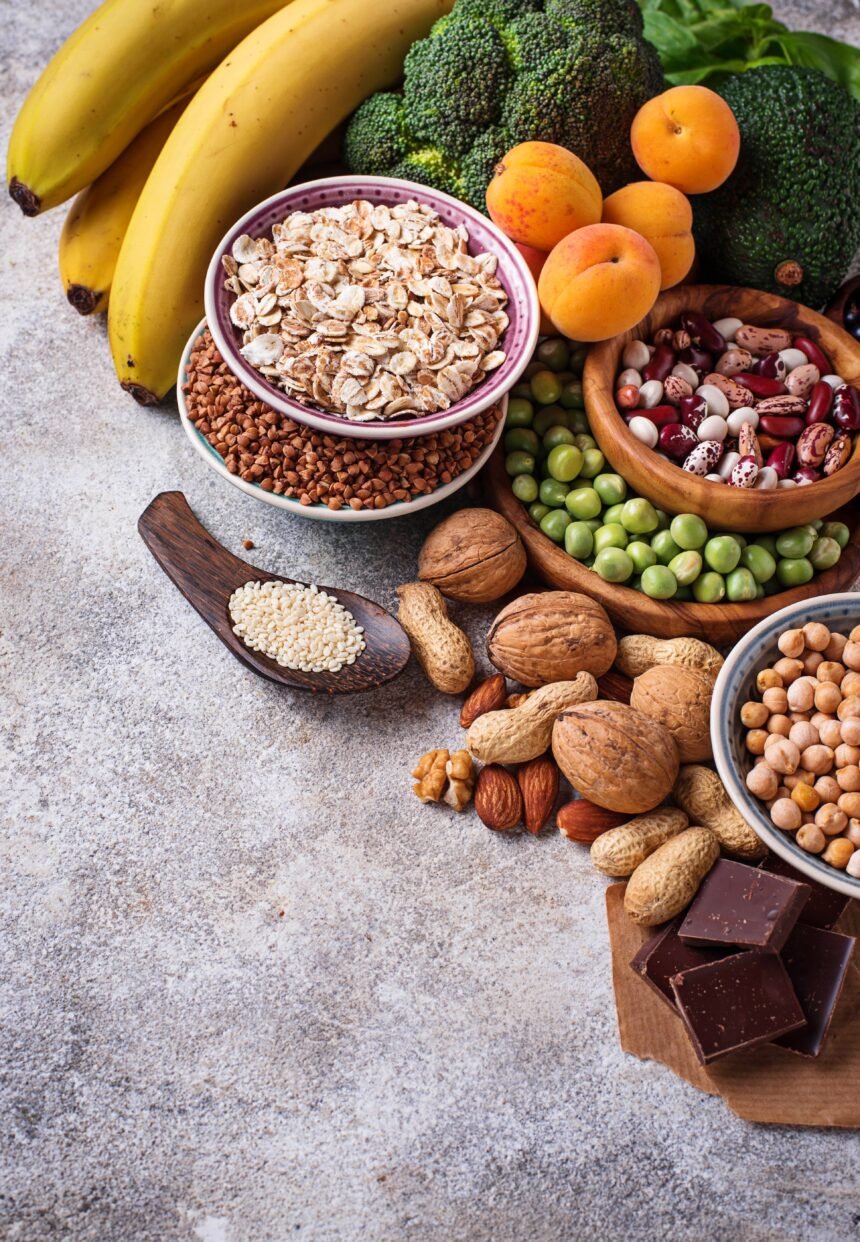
[228,580,365,674]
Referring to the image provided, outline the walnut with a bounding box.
[411,748,474,811]
[443,750,475,812]
[418,508,526,604]
[412,749,449,803]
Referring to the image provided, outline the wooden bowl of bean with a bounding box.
[584,285,860,533]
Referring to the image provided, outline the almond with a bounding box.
[517,754,559,835]
[474,764,523,832]
[460,673,508,728]
[556,800,628,843]
[596,668,633,705]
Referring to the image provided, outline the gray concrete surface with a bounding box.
[2,3,860,1239]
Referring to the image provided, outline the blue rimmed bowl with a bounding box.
[712,592,860,899]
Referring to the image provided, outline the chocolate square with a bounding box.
[758,852,853,930]
[630,920,730,1011]
[679,858,809,952]
[671,951,806,1065]
[774,922,857,1057]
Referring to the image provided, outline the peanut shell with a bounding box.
[616,635,723,682]
[673,764,765,860]
[590,807,689,876]
[467,674,598,765]
[396,582,474,694]
[623,827,720,926]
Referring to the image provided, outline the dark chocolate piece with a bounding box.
[671,951,806,1065]
[630,920,730,1011]
[774,923,857,1057]
[758,852,853,930]
[679,858,809,952]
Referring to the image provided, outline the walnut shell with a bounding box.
[487,591,617,687]
[418,508,526,604]
[552,700,679,814]
[629,665,713,763]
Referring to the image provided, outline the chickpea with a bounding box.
[796,824,825,853]
[789,711,812,724]
[851,625,860,642]
[837,792,860,819]
[835,744,860,769]
[799,743,834,775]
[816,660,845,685]
[843,672,860,698]
[841,717,860,746]
[824,632,849,662]
[786,676,817,712]
[777,628,805,658]
[746,729,769,755]
[818,718,843,749]
[843,641,860,672]
[788,721,819,751]
[836,765,860,792]
[757,668,783,693]
[774,786,792,802]
[767,715,793,738]
[762,686,789,714]
[837,695,860,722]
[746,764,779,800]
[791,782,820,813]
[740,700,769,728]
[846,850,860,879]
[815,803,848,835]
[814,681,843,714]
[822,838,855,870]
[802,651,825,676]
[801,812,816,825]
[770,797,801,831]
[845,819,860,849]
[815,776,842,804]
[803,621,831,652]
[764,736,800,775]
[772,657,803,684]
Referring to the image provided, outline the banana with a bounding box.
[59,100,190,316]
[109,0,453,405]
[7,0,293,216]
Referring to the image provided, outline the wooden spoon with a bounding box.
[138,491,411,694]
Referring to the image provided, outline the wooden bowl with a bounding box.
[584,284,860,533]
[483,450,860,645]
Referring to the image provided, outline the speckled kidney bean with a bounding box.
[715,348,753,377]
[796,422,834,467]
[730,454,759,488]
[755,395,807,417]
[806,380,834,425]
[765,441,795,479]
[683,440,723,475]
[679,394,707,431]
[628,404,677,427]
[678,344,712,374]
[663,374,693,406]
[823,432,852,475]
[738,422,763,465]
[759,414,806,438]
[642,344,676,383]
[833,385,860,431]
[735,325,793,355]
[704,372,754,409]
[736,372,787,399]
[659,422,699,459]
[785,363,820,400]
[755,352,788,380]
[681,311,726,353]
[792,336,831,375]
[793,466,821,484]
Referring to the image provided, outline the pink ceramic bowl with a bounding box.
[203,175,539,441]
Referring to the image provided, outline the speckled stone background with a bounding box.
[2,4,860,1240]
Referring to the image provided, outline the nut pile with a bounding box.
[185,330,502,511]
[616,312,859,489]
[741,620,860,875]
[223,198,508,421]
[228,580,365,673]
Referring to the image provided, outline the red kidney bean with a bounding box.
[626,404,678,427]
[754,352,788,380]
[642,344,676,383]
[765,442,795,479]
[757,434,784,453]
[793,466,821,485]
[679,394,707,431]
[758,415,805,438]
[681,311,726,354]
[806,380,834,425]
[659,422,699,459]
[736,372,787,398]
[792,336,831,375]
[678,344,713,375]
[616,385,640,410]
[833,384,860,431]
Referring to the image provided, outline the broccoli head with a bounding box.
[343,0,664,210]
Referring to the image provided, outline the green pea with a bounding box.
[775,526,815,560]
[547,443,583,482]
[529,502,550,524]
[542,425,576,451]
[531,369,563,405]
[628,541,658,573]
[630,574,643,593]
[539,478,569,509]
[811,518,823,531]
[537,338,570,372]
[821,521,850,549]
[505,427,539,455]
[673,584,693,601]
[564,521,594,560]
[651,530,682,565]
[726,567,758,602]
[726,533,748,550]
[755,582,765,599]
[693,572,726,603]
[534,405,569,435]
[668,550,703,586]
[641,564,678,599]
[809,536,842,572]
[505,450,535,477]
[755,534,778,558]
[524,360,544,380]
[593,523,628,553]
[564,486,602,520]
[670,514,709,551]
[575,433,598,453]
[584,518,602,534]
[603,503,626,527]
[560,378,584,409]
[740,544,776,584]
[579,449,605,479]
[704,535,741,574]
[594,547,634,583]
[654,509,671,532]
[777,557,814,588]
[512,383,534,401]
[593,473,627,506]
[506,397,534,428]
[512,474,538,504]
[570,412,590,436]
[621,498,659,535]
[568,346,588,375]
[540,509,572,543]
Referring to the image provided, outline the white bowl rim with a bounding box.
[202,173,540,441]
[711,590,860,899]
[176,319,506,522]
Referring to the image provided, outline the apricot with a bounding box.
[538,224,661,342]
[631,85,740,194]
[516,243,555,335]
[601,181,695,290]
[486,141,602,252]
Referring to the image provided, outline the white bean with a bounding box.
[618,368,642,388]
[822,374,846,390]
[704,473,725,483]
[671,362,699,388]
[695,383,730,419]
[713,317,743,343]
[638,379,664,409]
[718,450,740,479]
[627,416,659,448]
[697,413,728,442]
[622,339,650,370]
[754,466,779,490]
[777,478,798,489]
[778,348,808,371]
[726,406,758,436]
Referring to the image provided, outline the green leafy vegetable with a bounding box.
[637,0,860,98]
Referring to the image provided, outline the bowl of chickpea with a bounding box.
[712,593,860,899]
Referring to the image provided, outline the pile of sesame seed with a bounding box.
[228,580,365,674]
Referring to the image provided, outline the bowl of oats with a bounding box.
[203,175,539,441]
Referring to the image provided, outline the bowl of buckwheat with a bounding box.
[203,175,539,441]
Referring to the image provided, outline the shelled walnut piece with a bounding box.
[412,748,475,811]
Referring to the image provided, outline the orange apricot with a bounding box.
[515,243,555,335]
[538,224,661,342]
[601,181,695,289]
[631,85,740,194]
[486,141,602,252]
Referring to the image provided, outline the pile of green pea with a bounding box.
[504,337,850,604]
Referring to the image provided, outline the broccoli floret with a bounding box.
[342,93,409,177]
[391,150,461,199]
[459,125,513,211]
[546,0,644,40]
[694,67,860,308]
[506,11,572,72]
[453,0,542,26]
